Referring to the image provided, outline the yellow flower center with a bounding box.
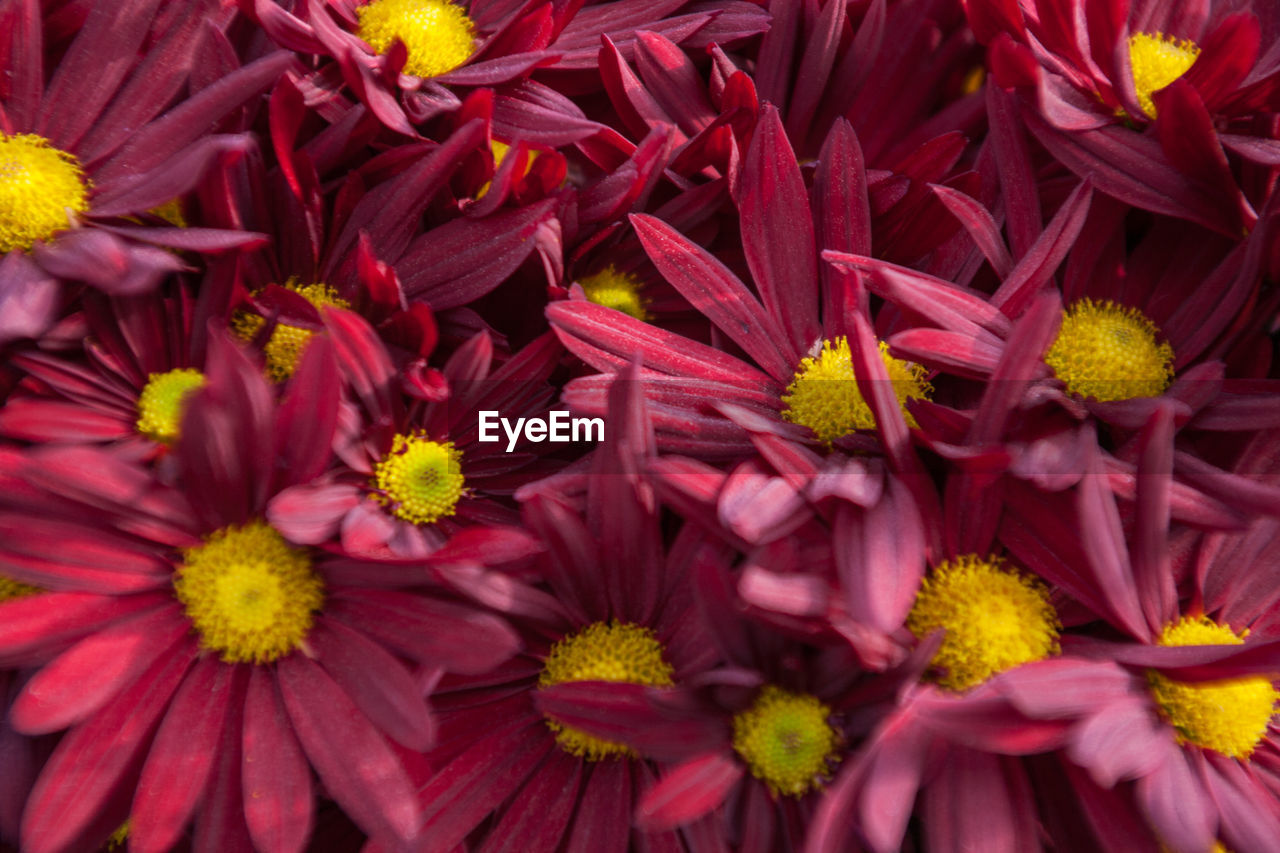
[370,433,466,525]
[907,555,1061,692]
[1044,299,1174,402]
[576,266,649,321]
[538,621,675,760]
[356,0,476,79]
[174,521,324,665]
[135,368,207,444]
[149,198,187,228]
[232,281,350,382]
[1147,616,1278,760]
[0,133,90,254]
[731,685,841,797]
[1128,32,1201,118]
[781,337,931,443]
[0,574,41,602]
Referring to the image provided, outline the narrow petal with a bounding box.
[635,752,743,831]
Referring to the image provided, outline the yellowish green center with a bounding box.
[174,521,324,665]
[370,432,466,525]
[577,266,649,321]
[135,368,206,444]
[1147,616,1278,759]
[538,620,675,760]
[731,685,841,797]
[1128,32,1201,118]
[0,574,41,602]
[0,133,90,254]
[907,555,1061,692]
[781,337,931,443]
[232,281,350,381]
[1044,299,1174,402]
[356,0,476,79]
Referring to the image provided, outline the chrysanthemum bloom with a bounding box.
[0,0,294,343]
[0,279,226,459]
[551,107,950,461]
[242,0,767,136]
[0,333,521,852]
[267,308,559,558]
[827,196,1280,435]
[372,368,722,852]
[206,95,561,360]
[995,409,1280,852]
[969,0,1279,233]
[802,547,1084,853]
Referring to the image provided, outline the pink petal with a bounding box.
[636,752,743,831]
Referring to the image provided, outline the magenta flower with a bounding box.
[366,367,721,852]
[0,0,293,343]
[971,0,1280,233]
[0,332,520,852]
[267,308,560,558]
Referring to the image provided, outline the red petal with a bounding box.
[635,752,742,830]
[277,654,419,843]
[242,667,313,853]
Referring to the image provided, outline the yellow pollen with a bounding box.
[477,140,541,199]
[106,822,130,850]
[781,337,931,444]
[149,198,187,228]
[370,432,466,525]
[356,0,476,79]
[174,521,323,665]
[232,281,350,381]
[135,368,206,444]
[538,620,675,761]
[1128,32,1201,118]
[961,66,986,96]
[577,266,649,321]
[0,574,41,602]
[0,133,90,254]
[907,555,1061,692]
[1147,616,1278,760]
[1044,298,1174,402]
[731,686,841,797]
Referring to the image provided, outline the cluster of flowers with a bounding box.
[1,0,1279,851]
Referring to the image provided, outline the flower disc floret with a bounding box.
[1128,32,1201,118]
[1044,299,1174,402]
[135,368,207,444]
[731,686,841,797]
[0,133,90,253]
[907,555,1061,692]
[577,266,649,321]
[174,521,324,665]
[233,281,350,381]
[356,0,476,79]
[371,433,466,525]
[1147,616,1278,759]
[538,621,675,760]
[781,337,930,443]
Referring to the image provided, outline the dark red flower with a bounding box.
[0,0,293,343]
[0,332,520,852]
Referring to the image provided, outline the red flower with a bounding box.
[0,332,520,852]
[267,308,560,558]
[0,0,292,343]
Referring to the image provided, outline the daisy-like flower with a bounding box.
[970,0,1280,234]
[0,278,225,459]
[211,94,562,367]
[0,332,521,852]
[828,195,1280,434]
[243,0,767,136]
[994,409,1280,852]
[0,0,293,343]
[371,365,723,852]
[550,107,953,463]
[267,308,559,558]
